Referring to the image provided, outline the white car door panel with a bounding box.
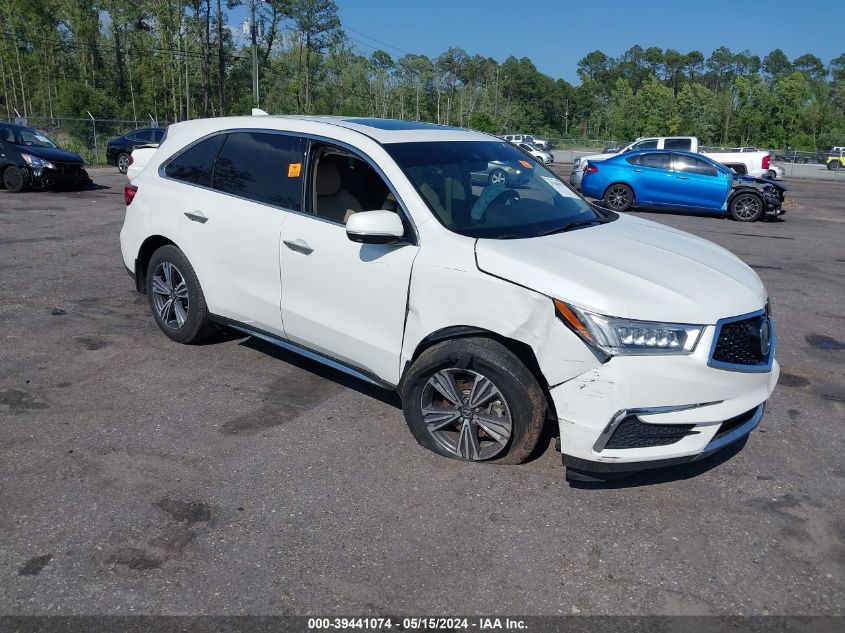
[280,213,418,383]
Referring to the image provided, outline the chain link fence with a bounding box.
[5,115,166,166]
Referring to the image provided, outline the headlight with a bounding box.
[553,300,703,356]
[21,154,55,170]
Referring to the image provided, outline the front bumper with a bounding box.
[25,164,91,190]
[550,323,779,474]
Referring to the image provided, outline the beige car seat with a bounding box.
[315,161,363,224]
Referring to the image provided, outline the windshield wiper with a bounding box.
[538,217,609,237]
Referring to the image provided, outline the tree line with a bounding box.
[2,0,844,152]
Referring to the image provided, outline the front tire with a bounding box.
[146,245,216,344]
[828,161,841,171]
[729,193,764,222]
[400,338,546,464]
[604,183,633,211]
[2,166,25,193]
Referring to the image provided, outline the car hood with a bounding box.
[19,146,84,164]
[733,175,787,192]
[474,214,766,324]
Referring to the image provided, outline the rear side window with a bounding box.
[664,138,692,150]
[672,153,717,176]
[627,153,672,170]
[213,132,306,210]
[151,129,165,143]
[165,134,226,187]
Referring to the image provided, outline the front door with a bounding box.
[279,144,419,383]
[670,153,731,210]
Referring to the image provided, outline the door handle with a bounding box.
[677,175,690,180]
[283,239,314,255]
[633,169,643,172]
[184,211,208,223]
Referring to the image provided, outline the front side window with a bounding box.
[309,144,394,224]
[1,125,57,148]
[672,153,718,177]
[385,140,605,239]
[630,139,658,151]
[164,134,226,187]
[212,132,306,210]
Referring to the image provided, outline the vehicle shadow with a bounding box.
[566,437,748,489]
[235,333,403,409]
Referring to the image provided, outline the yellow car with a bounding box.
[826,154,844,170]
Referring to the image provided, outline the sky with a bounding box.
[229,0,845,84]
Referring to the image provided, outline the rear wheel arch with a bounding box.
[135,235,177,293]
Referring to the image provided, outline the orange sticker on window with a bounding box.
[287,162,302,178]
[519,160,533,168]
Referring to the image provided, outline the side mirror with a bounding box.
[346,210,406,245]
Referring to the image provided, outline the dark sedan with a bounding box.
[106,128,165,174]
[0,122,91,193]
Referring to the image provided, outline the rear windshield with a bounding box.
[385,140,599,239]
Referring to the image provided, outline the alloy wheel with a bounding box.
[489,170,507,185]
[733,194,761,220]
[151,261,189,329]
[606,185,630,209]
[117,154,130,173]
[420,368,513,461]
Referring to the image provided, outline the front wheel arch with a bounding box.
[400,326,554,418]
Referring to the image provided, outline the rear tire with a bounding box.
[603,183,634,211]
[146,245,216,344]
[729,192,764,222]
[117,153,130,174]
[2,166,25,193]
[488,169,508,187]
[400,338,547,465]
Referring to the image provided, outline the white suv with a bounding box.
[120,116,778,478]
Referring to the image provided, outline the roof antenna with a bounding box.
[252,108,269,116]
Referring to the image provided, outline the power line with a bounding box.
[343,24,412,57]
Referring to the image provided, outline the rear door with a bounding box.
[670,153,731,210]
[625,152,673,204]
[172,130,307,336]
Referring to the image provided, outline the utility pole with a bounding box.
[564,99,569,136]
[250,0,259,107]
[183,21,190,119]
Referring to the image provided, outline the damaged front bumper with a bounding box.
[23,164,91,190]
[549,323,779,475]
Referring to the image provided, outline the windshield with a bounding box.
[385,140,603,239]
[2,126,58,148]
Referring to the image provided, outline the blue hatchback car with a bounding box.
[580,149,786,222]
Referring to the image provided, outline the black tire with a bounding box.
[2,165,25,193]
[729,192,764,222]
[488,169,509,187]
[828,161,841,171]
[146,245,216,344]
[603,183,634,211]
[400,338,546,465]
[117,153,130,174]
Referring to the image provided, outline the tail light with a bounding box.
[124,184,138,206]
[585,164,599,174]
[762,155,771,170]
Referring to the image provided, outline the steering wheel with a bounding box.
[487,188,520,209]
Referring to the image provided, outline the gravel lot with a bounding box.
[1,166,843,616]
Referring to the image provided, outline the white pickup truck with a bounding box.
[570,136,772,189]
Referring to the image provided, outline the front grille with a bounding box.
[711,313,770,367]
[51,162,83,176]
[604,415,698,449]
